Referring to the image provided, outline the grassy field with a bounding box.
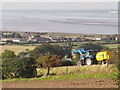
[2,65,117,82]
[104,44,118,49]
[0,42,89,54]
[0,42,118,54]
[37,65,117,76]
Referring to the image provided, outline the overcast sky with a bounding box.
[2,2,118,10]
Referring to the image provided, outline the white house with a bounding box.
[0,38,12,41]
[115,37,118,41]
[96,38,101,41]
[12,38,22,43]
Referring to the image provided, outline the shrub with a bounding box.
[61,60,76,66]
[2,57,37,79]
[2,50,37,79]
[78,43,108,51]
[2,49,16,58]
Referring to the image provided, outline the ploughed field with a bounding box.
[2,65,118,88]
[2,78,118,88]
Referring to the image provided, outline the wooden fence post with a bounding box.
[107,59,109,69]
[66,66,68,74]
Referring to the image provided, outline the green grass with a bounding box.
[2,65,117,82]
[37,65,118,76]
[2,72,117,82]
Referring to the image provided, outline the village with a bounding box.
[0,31,119,45]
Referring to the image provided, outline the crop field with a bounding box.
[2,65,118,88]
[0,45,36,54]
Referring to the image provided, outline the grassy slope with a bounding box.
[2,65,118,82]
[37,65,117,75]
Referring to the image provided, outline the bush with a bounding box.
[2,50,37,79]
[2,49,16,58]
[61,60,76,66]
[78,43,108,51]
[2,57,37,79]
[18,57,37,78]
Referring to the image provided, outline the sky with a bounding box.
[0,0,119,2]
[2,2,118,10]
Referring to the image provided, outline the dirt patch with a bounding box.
[2,78,118,88]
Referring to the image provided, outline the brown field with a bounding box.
[2,78,118,88]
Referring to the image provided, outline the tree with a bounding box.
[12,32,22,38]
[2,32,22,38]
[37,54,61,76]
[63,42,73,58]
[17,57,37,78]
[2,50,16,79]
[2,57,37,79]
[17,49,30,58]
[17,50,37,78]
[30,43,66,60]
[78,43,107,51]
[2,50,16,58]
[2,50,37,79]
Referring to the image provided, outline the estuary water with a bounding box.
[1,9,118,34]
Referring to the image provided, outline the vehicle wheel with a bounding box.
[85,58,92,65]
[102,60,107,65]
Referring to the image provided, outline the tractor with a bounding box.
[72,49,111,66]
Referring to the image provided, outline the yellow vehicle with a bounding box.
[96,51,110,61]
[96,51,112,65]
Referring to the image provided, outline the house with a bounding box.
[38,37,51,42]
[96,38,101,41]
[49,37,59,42]
[115,34,120,41]
[12,38,22,43]
[115,37,118,41]
[0,38,12,42]
[0,37,23,43]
